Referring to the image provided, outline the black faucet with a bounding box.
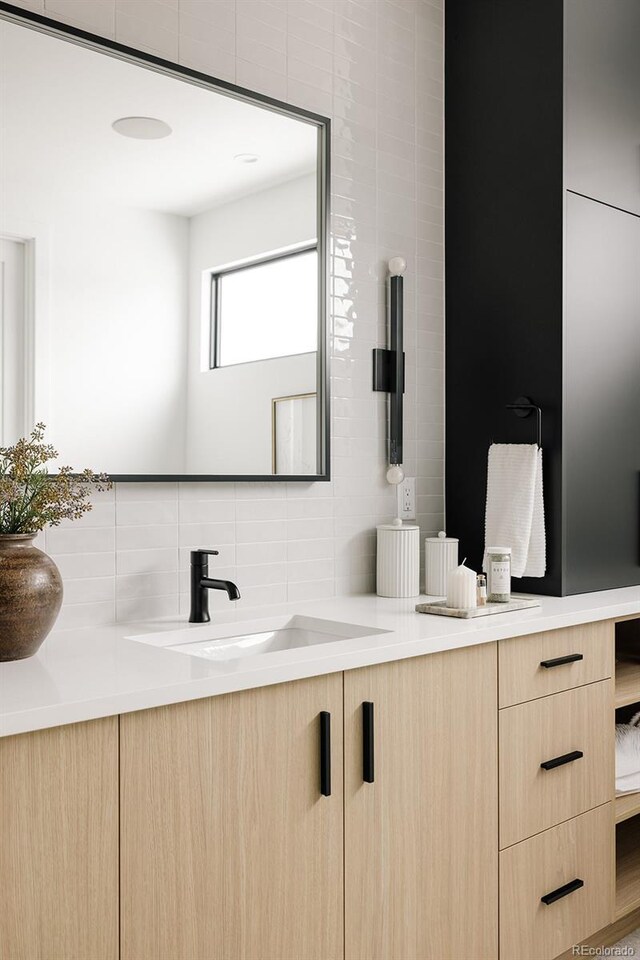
[189,549,241,623]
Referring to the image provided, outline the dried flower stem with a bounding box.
[0,424,112,535]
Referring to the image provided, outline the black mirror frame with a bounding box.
[0,1,331,483]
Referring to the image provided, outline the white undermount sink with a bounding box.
[128,615,390,663]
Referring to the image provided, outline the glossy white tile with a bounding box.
[117,547,178,576]
[44,0,115,36]
[116,524,178,551]
[237,59,288,99]
[31,0,444,618]
[178,521,236,548]
[116,571,179,600]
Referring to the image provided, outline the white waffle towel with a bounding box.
[484,443,546,578]
[616,711,640,795]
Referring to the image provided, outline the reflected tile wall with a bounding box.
[14,0,444,624]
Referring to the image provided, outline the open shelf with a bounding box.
[615,814,640,919]
[615,659,640,708]
[615,793,640,825]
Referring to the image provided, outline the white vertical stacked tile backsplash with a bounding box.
[16,0,444,626]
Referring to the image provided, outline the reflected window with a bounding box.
[210,246,318,368]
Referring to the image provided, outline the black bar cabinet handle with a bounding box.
[541,878,584,905]
[540,750,584,771]
[540,653,584,669]
[363,702,374,783]
[320,711,331,797]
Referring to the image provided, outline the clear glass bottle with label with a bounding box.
[486,546,512,602]
[476,573,487,606]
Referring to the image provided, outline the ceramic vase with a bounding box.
[0,534,63,661]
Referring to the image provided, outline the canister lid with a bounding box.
[487,545,512,554]
[377,521,419,531]
[425,530,458,544]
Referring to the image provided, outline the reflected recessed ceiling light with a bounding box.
[234,153,259,164]
[112,117,172,140]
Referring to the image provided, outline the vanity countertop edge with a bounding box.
[2,586,639,738]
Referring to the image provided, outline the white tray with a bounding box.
[415,597,540,619]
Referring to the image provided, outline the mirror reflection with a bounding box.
[0,16,327,478]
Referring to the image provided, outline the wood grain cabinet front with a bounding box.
[121,645,499,960]
[0,717,119,960]
[120,674,344,960]
[500,804,615,960]
[500,679,613,848]
[343,643,499,960]
[498,621,614,708]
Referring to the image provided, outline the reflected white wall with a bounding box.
[42,203,189,473]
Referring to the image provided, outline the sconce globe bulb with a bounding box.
[386,464,405,485]
[388,256,407,277]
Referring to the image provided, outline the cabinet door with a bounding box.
[121,675,344,960]
[0,717,119,960]
[344,644,498,960]
[565,0,640,216]
[564,191,640,593]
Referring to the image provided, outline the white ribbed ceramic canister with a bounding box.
[425,531,459,597]
[376,520,420,598]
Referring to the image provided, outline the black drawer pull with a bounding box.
[363,702,374,783]
[540,750,584,771]
[541,877,584,905]
[540,653,584,669]
[320,711,331,797]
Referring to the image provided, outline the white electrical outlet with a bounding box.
[397,477,416,520]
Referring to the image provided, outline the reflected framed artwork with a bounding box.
[272,393,317,475]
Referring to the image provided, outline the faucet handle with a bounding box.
[190,548,219,565]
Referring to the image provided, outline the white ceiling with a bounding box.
[0,18,318,217]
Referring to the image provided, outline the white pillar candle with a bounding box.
[446,562,477,610]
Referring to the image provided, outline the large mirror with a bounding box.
[0,8,329,479]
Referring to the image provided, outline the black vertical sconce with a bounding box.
[373,257,406,485]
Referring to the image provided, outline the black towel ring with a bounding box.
[505,396,542,448]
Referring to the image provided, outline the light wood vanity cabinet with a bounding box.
[2,619,627,960]
[499,680,613,847]
[120,674,344,960]
[498,621,617,960]
[498,621,614,706]
[0,717,119,960]
[121,644,498,960]
[501,804,615,960]
[344,643,498,960]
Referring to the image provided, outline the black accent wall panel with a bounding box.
[445,0,565,594]
[446,0,640,596]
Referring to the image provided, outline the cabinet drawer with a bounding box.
[500,804,614,960]
[499,680,613,848]
[498,622,613,708]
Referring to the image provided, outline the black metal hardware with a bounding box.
[372,272,404,465]
[363,702,374,783]
[540,750,584,771]
[540,653,584,669]
[320,711,331,796]
[541,878,584,906]
[189,549,240,623]
[505,396,542,448]
[372,349,406,394]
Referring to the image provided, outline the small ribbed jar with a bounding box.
[376,521,420,598]
[425,531,459,597]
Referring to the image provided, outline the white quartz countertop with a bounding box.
[3,586,640,738]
